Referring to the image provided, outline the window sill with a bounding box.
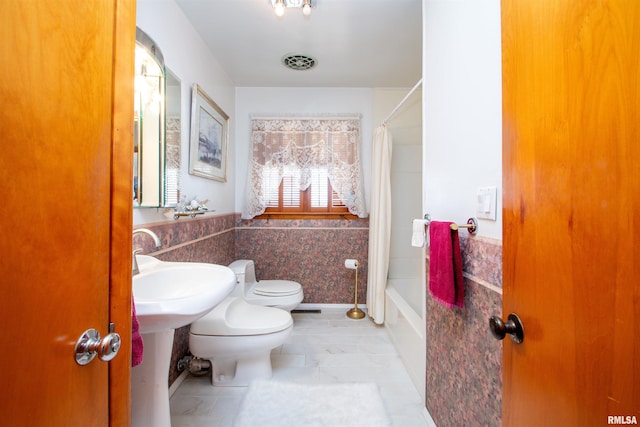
[255,212,358,220]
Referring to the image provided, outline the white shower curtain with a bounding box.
[366,125,392,324]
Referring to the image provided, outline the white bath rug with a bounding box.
[234,380,393,427]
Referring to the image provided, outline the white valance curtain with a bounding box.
[242,116,368,219]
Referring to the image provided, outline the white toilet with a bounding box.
[189,296,293,386]
[228,259,303,311]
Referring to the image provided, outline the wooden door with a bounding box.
[0,1,135,425]
[502,0,640,425]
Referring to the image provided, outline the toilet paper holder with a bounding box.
[344,259,365,320]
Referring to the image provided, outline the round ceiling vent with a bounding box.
[282,53,316,71]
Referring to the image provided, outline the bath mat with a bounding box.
[234,380,393,427]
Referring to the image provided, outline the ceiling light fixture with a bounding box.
[274,0,285,17]
[302,0,311,16]
[270,0,314,17]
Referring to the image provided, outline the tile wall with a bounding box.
[425,234,503,427]
[235,216,370,304]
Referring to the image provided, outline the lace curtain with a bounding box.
[242,117,368,219]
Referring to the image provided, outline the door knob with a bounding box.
[489,313,524,344]
[74,323,121,365]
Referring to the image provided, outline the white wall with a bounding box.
[234,87,374,214]
[134,0,236,225]
[423,0,502,240]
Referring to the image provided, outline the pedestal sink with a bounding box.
[131,255,235,427]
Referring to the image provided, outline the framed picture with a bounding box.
[189,83,229,181]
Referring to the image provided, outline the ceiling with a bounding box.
[174,0,422,88]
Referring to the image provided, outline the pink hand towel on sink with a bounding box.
[132,298,144,367]
[428,221,464,308]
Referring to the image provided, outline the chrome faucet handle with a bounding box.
[132,228,161,276]
[132,248,144,276]
[132,228,162,248]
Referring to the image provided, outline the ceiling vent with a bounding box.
[281,53,316,71]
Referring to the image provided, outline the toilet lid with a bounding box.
[191,297,293,336]
[254,280,301,297]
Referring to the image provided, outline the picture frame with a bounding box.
[189,83,229,181]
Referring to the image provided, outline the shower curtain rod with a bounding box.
[381,78,423,126]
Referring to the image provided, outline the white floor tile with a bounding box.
[170,307,431,426]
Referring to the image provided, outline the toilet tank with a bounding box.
[228,260,258,295]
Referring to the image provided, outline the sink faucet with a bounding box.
[132,228,161,276]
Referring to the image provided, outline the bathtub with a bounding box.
[385,279,426,400]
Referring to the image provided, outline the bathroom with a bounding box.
[10,0,637,425]
[132,0,503,425]
[1,0,503,424]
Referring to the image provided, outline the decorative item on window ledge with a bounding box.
[170,195,213,220]
[270,0,313,17]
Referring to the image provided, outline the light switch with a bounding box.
[476,186,497,220]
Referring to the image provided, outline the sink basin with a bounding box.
[133,255,236,334]
[131,255,236,427]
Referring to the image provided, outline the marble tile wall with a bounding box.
[133,213,370,385]
[425,234,503,427]
[235,216,370,304]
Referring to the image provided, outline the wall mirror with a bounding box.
[134,27,164,207]
[165,69,181,206]
[133,28,180,208]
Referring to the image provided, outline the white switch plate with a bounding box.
[476,186,497,220]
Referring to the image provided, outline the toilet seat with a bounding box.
[190,297,292,336]
[254,280,301,297]
[228,259,304,312]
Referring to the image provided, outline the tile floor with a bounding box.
[170,307,432,426]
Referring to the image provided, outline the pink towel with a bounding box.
[132,298,144,367]
[428,221,465,308]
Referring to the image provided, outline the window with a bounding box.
[262,167,350,215]
[242,117,367,219]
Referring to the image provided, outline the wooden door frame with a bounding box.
[109,0,136,425]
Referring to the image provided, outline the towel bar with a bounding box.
[423,214,478,235]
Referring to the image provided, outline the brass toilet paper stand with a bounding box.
[346,259,365,320]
